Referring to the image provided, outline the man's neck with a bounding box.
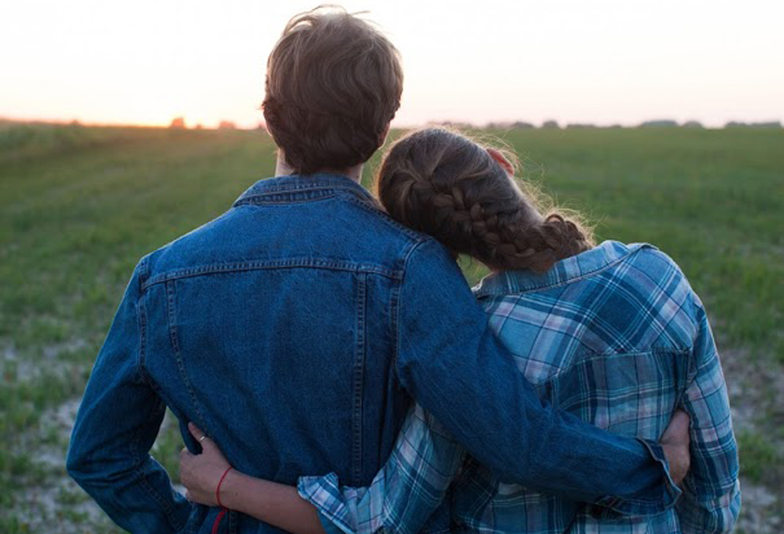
[274,153,363,183]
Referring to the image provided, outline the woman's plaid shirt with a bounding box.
[299,241,741,534]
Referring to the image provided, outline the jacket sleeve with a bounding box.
[394,239,681,515]
[677,297,741,534]
[66,260,192,533]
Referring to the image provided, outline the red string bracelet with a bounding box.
[216,466,233,508]
[211,467,233,534]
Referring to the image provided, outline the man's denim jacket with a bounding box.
[67,174,678,534]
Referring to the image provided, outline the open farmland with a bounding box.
[1,122,782,533]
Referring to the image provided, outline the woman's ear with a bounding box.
[486,148,514,175]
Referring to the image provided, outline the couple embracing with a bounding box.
[67,7,740,534]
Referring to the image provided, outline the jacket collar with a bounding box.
[473,240,653,297]
[234,173,377,207]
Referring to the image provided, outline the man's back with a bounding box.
[68,174,424,533]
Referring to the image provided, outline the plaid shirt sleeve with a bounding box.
[676,296,741,534]
[298,403,466,534]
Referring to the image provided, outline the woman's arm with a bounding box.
[181,402,467,534]
[222,471,325,534]
[180,423,326,534]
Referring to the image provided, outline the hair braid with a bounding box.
[488,213,591,273]
[377,128,594,273]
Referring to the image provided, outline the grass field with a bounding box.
[1,121,782,533]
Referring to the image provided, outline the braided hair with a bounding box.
[376,128,593,273]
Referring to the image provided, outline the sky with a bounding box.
[1,0,782,128]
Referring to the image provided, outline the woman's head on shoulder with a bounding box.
[376,127,594,273]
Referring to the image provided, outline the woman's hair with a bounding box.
[263,6,403,175]
[376,128,594,273]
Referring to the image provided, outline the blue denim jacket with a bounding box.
[67,174,677,534]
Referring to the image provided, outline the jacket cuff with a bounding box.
[592,439,682,517]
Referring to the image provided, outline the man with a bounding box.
[67,7,688,533]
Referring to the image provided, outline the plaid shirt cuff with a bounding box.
[316,511,353,534]
[299,472,390,534]
[298,473,358,534]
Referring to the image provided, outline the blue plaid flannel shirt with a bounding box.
[298,241,741,534]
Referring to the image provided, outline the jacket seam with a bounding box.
[232,177,375,207]
[142,259,404,290]
[137,288,150,385]
[389,284,401,386]
[351,272,368,485]
[135,257,154,386]
[392,238,438,377]
[129,260,184,529]
[165,280,208,431]
[234,178,367,195]
[234,192,337,206]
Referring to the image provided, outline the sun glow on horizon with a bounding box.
[2,0,783,129]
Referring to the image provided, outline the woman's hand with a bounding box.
[660,409,691,486]
[180,422,326,534]
[179,422,232,506]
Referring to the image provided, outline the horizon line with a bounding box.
[2,115,783,131]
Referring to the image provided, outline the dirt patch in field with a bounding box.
[11,399,116,533]
[2,338,88,382]
[11,398,184,534]
[737,483,781,534]
[721,347,784,533]
[724,348,784,428]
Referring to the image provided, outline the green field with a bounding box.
[1,122,782,532]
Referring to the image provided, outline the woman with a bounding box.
[180,128,740,534]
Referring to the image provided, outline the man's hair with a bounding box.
[263,6,403,175]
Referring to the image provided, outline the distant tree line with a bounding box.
[168,116,784,131]
[168,117,266,130]
[480,119,782,130]
[724,121,782,129]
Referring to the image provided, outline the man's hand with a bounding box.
[179,422,233,506]
[660,409,691,485]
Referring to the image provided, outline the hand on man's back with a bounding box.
[660,410,691,485]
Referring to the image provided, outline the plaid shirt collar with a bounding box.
[473,240,649,298]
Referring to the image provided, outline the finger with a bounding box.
[670,410,691,435]
[663,409,691,444]
[188,422,206,442]
[673,409,690,427]
[189,423,217,452]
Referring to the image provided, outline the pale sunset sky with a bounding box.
[1,0,782,128]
